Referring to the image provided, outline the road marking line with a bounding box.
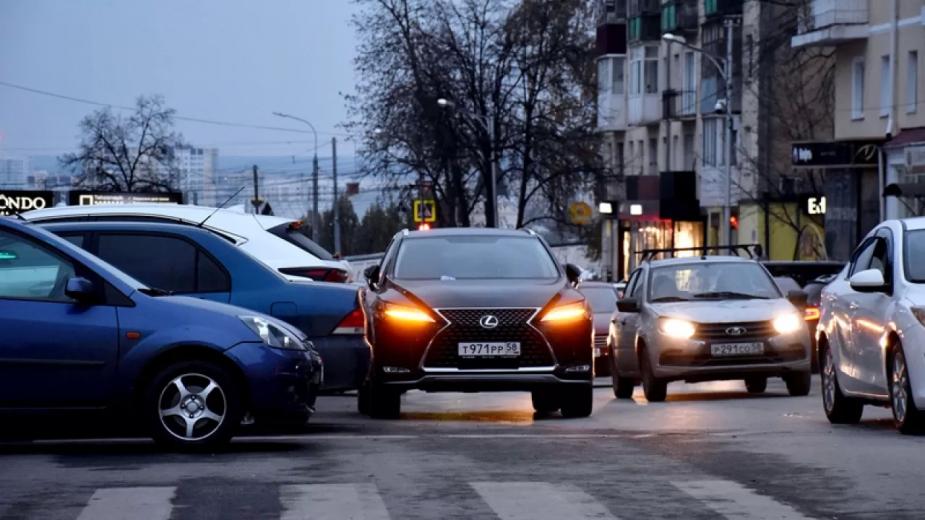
[672,479,812,520]
[280,483,390,520]
[76,486,175,520]
[471,481,618,520]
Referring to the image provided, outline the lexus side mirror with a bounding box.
[849,269,887,293]
[363,265,381,291]
[65,277,97,304]
[617,298,640,313]
[565,263,582,286]
[787,290,808,309]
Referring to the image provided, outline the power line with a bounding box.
[0,79,359,137]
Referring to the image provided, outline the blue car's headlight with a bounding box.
[240,315,306,351]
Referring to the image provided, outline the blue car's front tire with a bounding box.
[145,360,244,449]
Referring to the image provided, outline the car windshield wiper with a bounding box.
[650,296,690,302]
[692,291,769,300]
[138,287,171,297]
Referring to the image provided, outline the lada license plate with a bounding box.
[710,342,764,357]
[458,342,521,357]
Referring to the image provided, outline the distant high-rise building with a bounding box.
[174,147,218,205]
[0,157,30,188]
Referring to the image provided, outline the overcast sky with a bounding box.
[0,0,360,158]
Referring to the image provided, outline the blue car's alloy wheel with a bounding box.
[147,361,243,449]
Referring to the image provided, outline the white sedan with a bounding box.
[817,217,925,433]
[24,204,352,282]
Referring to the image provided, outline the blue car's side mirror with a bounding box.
[65,277,97,304]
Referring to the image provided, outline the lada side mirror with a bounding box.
[617,298,640,313]
[787,290,808,308]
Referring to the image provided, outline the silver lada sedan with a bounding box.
[606,254,812,402]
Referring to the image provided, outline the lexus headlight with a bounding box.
[772,313,803,335]
[240,316,306,350]
[658,318,696,339]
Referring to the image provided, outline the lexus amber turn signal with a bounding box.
[541,302,587,323]
[382,304,435,324]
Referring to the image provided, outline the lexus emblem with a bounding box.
[725,326,747,337]
[479,315,499,329]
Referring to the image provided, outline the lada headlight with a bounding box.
[658,318,696,339]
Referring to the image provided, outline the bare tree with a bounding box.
[348,0,601,229]
[61,95,186,192]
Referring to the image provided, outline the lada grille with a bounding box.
[694,321,775,342]
[422,308,555,369]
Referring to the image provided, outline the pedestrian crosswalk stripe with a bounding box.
[471,481,618,520]
[76,486,175,520]
[672,480,812,520]
[280,483,390,520]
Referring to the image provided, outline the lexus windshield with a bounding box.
[393,236,559,280]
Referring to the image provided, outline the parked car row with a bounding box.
[2,204,372,448]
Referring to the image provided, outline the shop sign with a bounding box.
[792,141,879,168]
[801,195,827,216]
[68,191,183,206]
[0,190,55,216]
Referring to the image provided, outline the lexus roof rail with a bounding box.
[635,244,762,263]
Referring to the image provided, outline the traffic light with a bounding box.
[729,215,739,231]
[417,223,431,231]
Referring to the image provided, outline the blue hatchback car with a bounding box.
[0,217,322,448]
[38,220,369,391]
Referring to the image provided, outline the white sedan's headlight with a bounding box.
[658,318,696,339]
[772,313,803,335]
[240,315,306,350]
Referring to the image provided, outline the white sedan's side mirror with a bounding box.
[849,269,886,292]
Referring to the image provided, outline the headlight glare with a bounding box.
[773,313,803,335]
[658,318,696,339]
[240,315,305,350]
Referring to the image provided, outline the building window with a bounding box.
[852,58,865,120]
[644,46,658,94]
[598,59,610,93]
[880,55,892,118]
[908,51,919,114]
[648,138,657,175]
[703,118,717,166]
[612,57,625,94]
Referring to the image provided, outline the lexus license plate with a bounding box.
[710,342,764,357]
[458,342,521,358]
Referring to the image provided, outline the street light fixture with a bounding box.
[436,98,498,228]
[662,23,737,247]
[271,111,323,244]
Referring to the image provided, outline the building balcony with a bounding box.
[704,0,742,19]
[597,23,627,55]
[662,89,697,120]
[628,0,660,18]
[597,90,627,132]
[597,0,627,25]
[628,93,662,126]
[629,14,661,42]
[791,0,868,48]
[661,0,698,34]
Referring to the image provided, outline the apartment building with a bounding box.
[792,0,925,260]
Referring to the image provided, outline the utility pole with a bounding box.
[723,17,735,247]
[312,153,319,241]
[251,164,259,213]
[332,136,341,256]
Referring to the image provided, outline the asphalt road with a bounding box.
[0,377,921,519]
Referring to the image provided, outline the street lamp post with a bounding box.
[437,98,498,228]
[272,111,322,243]
[664,21,737,247]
